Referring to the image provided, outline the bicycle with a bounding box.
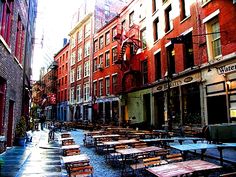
[48,124,55,143]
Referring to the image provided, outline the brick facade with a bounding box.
[0,0,37,152]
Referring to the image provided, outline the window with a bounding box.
[139,3,145,20]
[152,0,157,13]
[71,51,76,65]
[112,47,118,63]
[65,75,67,85]
[167,44,175,75]
[77,65,82,80]
[105,31,110,45]
[122,20,126,31]
[84,41,90,57]
[99,54,103,64]
[84,61,90,77]
[180,0,191,20]
[93,58,97,72]
[155,52,162,80]
[15,16,25,64]
[84,82,90,101]
[105,77,110,95]
[64,89,67,100]
[85,21,91,38]
[78,48,82,61]
[94,39,99,52]
[0,77,6,134]
[205,18,222,60]
[99,36,104,49]
[76,85,81,103]
[0,0,13,44]
[93,81,97,97]
[71,37,76,48]
[129,11,134,27]
[77,29,82,43]
[183,32,194,69]
[112,74,117,94]
[70,69,75,83]
[141,28,146,49]
[70,87,74,103]
[112,26,117,41]
[99,79,103,97]
[141,60,148,84]
[165,5,173,32]
[105,51,110,67]
[153,17,159,41]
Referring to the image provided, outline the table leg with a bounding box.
[218,147,223,166]
[201,149,207,160]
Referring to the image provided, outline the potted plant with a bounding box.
[15,116,27,146]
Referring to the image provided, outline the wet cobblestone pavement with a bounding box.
[71,130,122,177]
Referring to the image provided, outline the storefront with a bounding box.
[95,96,121,125]
[205,61,236,124]
[152,73,202,129]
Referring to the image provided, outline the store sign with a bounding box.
[217,63,236,75]
[152,73,200,93]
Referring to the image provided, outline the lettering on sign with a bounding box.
[218,63,236,75]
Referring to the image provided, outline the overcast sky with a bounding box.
[32,0,82,81]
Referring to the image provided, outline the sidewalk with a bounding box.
[0,130,66,177]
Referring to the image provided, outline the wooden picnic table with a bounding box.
[59,137,75,146]
[62,154,91,177]
[61,144,80,156]
[147,159,221,177]
[170,143,217,160]
[140,136,203,146]
[62,154,89,164]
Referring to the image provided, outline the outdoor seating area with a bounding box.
[60,132,94,177]
[80,125,236,176]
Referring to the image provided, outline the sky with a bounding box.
[32,0,82,81]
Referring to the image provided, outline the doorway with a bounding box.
[155,92,165,129]
[207,95,228,124]
[7,100,14,147]
[143,94,151,127]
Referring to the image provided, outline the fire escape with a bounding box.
[113,24,142,92]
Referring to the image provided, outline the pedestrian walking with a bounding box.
[40,115,46,130]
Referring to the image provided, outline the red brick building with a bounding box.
[68,0,129,122]
[93,16,123,125]
[54,43,69,121]
[109,0,236,128]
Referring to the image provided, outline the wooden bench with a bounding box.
[65,149,81,156]
[69,165,93,177]
[132,142,147,148]
[220,172,236,177]
[130,156,167,175]
[165,153,183,163]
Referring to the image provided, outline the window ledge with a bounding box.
[152,10,158,17]
[201,0,211,8]
[153,39,160,45]
[0,35,11,54]
[165,28,173,35]
[14,56,23,69]
[180,15,191,24]
[139,16,146,23]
